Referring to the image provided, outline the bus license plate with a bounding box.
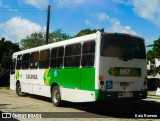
[118,93,133,98]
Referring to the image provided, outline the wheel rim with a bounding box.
[18,85,23,95]
[53,89,59,103]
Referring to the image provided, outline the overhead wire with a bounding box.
[0,8,47,12]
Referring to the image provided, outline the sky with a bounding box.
[0,0,160,51]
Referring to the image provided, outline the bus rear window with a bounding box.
[101,34,146,59]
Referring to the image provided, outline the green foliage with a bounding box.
[152,38,160,58]
[147,50,155,63]
[0,38,20,70]
[49,29,71,43]
[147,37,160,62]
[21,32,45,50]
[147,37,160,74]
[20,29,71,50]
[74,29,97,37]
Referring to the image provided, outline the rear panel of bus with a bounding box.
[96,33,147,101]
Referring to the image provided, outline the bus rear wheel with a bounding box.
[16,83,27,96]
[51,86,62,107]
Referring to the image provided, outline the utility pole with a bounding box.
[46,5,50,44]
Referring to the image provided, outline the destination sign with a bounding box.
[108,67,141,77]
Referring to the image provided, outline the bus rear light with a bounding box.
[100,80,104,85]
[99,75,103,81]
[99,75,104,85]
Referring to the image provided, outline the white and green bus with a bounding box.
[10,31,147,106]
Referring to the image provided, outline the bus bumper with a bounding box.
[95,89,148,101]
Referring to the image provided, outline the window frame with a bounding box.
[30,51,39,69]
[64,43,81,68]
[16,55,22,69]
[50,46,64,68]
[22,53,30,69]
[81,40,95,68]
[39,49,50,69]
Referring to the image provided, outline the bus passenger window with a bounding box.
[39,49,50,69]
[22,53,30,69]
[30,51,39,69]
[82,41,95,67]
[16,55,22,69]
[50,46,64,68]
[64,43,81,68]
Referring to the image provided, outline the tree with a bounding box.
[147,37,160,62]
[21,32,45,50]
[74,29,97,37]
[0,38,20,70]
[147,37,160,74]
[20,29,71,50]
[49,29,71,43]
[147,50,155,63]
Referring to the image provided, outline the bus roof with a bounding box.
[13,31,100,57]
[102,32,144,41]
[12,31,144,57]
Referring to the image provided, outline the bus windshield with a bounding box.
[101,34,146,59]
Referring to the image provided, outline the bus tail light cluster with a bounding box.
[99,75,104,85]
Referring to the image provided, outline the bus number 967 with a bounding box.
[120,69,130,76]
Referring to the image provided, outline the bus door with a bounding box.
[10,58,16,90]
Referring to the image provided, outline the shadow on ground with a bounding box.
[26,94,160,118]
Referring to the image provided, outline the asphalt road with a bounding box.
[0,88,160,121]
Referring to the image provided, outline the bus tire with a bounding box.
[51,86,62,107]
[16,83,27,96]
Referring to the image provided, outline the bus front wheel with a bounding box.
[16,83,27,96]
[51,86,62,107]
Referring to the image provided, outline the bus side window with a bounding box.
[30,51,39,69]
[57,47,64,67]
[72,44,81,67]
[22,53,30,69]
[64,43,81,68]
[50,46,64,68]
[39,49,50,69]
[11,58,16,74]
[16,55,22,69]
[82,41,95,67]
[50,48,57,68]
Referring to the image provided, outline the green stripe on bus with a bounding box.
[44,68,95,91]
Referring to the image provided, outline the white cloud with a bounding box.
[84,19,92,26]
[133,0,160,26]
[54,0,86,8]
[93,12,137,35]
[113,0,160,27]
[113,0,132,5]
[23,0,49,9]
[54,0,99,8]
[109,18,137,35]
[95,12,109,21]
[0,17,44,42]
